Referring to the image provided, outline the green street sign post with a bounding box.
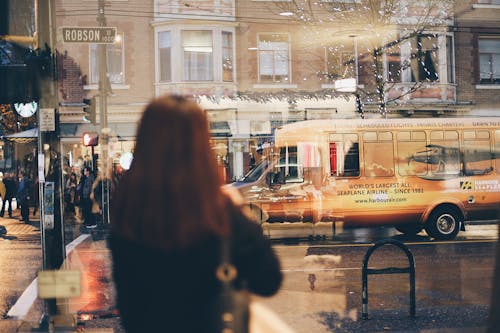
[61,26,116,43]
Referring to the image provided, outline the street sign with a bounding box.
[38,270,81,299]
[61,27,117,44]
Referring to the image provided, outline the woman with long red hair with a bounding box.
[110,95,282,332]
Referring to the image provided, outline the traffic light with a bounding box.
[83,97,97,125]
[82,132,99,146]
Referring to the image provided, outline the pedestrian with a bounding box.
[109,95,283,333]
[1,172,16,218]
[90,173,104,226]
[32,176,39,216]
[0,173,6,211]
[81,166,96,228]
[64,172,77,216]
[17,171,32,223]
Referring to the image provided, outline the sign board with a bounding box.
[43,182,55,229]
[334,78,357,93]
[38,154,45,183]
[40,108,55,131]
[61,27,117,44]
[38,270,81,299]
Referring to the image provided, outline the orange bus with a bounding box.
[232,117,500,240]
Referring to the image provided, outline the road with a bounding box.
[0,217,497,332]
[262,223,498,332]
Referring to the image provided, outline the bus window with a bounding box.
[398,131,428,176]
[429,130,460,175]
[329,133,359,177]
[277,150,304,183]
[463,130,493,176]
[363,131,394,177]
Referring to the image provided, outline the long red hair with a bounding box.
[111,95,231,251]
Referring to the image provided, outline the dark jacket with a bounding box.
[109,206,282,333]
[4,178,16,199]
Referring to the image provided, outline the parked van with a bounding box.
[232,117,500,240]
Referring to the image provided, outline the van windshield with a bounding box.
[240,159,269,183]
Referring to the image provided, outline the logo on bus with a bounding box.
[460,181,474,190]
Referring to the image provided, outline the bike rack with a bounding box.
[362,238,416,320]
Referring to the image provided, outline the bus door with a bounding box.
[460,129,500,220]
[327,133,361,222]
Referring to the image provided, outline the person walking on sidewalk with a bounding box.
[17,171,32,223]
[81,166,96,228]
[1,172,16,218]
[109,95,283,333]
[0,173,6,210]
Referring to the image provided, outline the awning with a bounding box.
[2,123,138,144]
[60,123,138,140]
[2,128,38,143]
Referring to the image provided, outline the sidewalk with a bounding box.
[10,223,491,333]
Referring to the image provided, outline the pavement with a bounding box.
[2,218,493,333]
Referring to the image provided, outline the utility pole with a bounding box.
[36,0,68,329]
[97,0,111,225]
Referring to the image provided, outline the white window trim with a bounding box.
[253,84,298,89]
[475,85,500,89]
[473,4,500,9]
[83,84,130,90]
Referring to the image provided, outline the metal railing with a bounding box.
[362,238,416,319]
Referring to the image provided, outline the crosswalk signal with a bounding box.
[82,132,99,146]
[83,97,97,125]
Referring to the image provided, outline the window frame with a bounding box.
[478,36,500,85]
[154,26,236,84]
[257,32,291,84]
[158,31,172,82]
[390,32,454,84]
[89,32,125,85]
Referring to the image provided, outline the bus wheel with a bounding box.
[395,223,423,235]
[424,207,461,240]
[246,204,268,224]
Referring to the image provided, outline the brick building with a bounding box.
[52,0,499,180]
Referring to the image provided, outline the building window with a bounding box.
[447,35,455,84]
[479,37,500,84]
[159,31,171,82]
[222,31,233,82]
[387,45,402,82]
[409,34,439,82]
[90,33,124,84]
[393,33,453,84]
[182,30,213,81]
[325,46,356,82]
[258,33,290,83]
